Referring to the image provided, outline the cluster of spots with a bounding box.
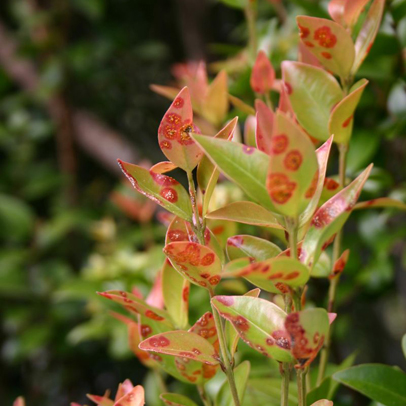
[237,262,300,283]
[305,170,319,199]
[275,282,290,294]
[324,178,339,191]
[311,196,350,228]
[342,115,353,128]
[271,330,291,349]
[147,335,171,348]
[267,173,297,204]
[164,243,221,288]
[190,312,218,350]
[140,325,152,338]
[271,134,289,154]
[314,26,337,48]
[174,353,218,383]
[284,150,303,171]
[167,228,188,242]
[242,145,255,155]
[298,24,310,39]
[148,353,163,362]
[285,313,324,368]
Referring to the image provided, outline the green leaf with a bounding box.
[226,256,310,293]
[160,393,199,406]
[226,235,282,261]
[118,160,192,221]
[198,118,238,216]
[158,87,203,171]
[333,364,406,406]
[193,134,275,210]
[216,361,251,406]
[266,112,319,217]
[402,335,406,360]
[354,197,406,210]
[229,94,255,115]
[164,242,222,291]
[352,0,386,75]
[282,61,343,141]
[211,295,294,363]
[206,201,283,229]
[139,331,220,365]
[285,308,330,368]
[301,164,372,267]
[297,16,355,79]
[162,259,189,329]
[329,79,368,145]
[245,378,298,406]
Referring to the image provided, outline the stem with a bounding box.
[210,292,241,406]
[198,385,212,406]
[281,294,292,406]
[187,170,205,244]
[244,1,258,60]
[265,92,273,110]
[297,370,307,406]
[316,143,348,385]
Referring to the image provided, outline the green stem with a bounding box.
[198,385,212,406]
[316,143,348,385]
[297,370,307,406]
[244,1,258,60]
[187,170,205,244]
[210,292,241,406]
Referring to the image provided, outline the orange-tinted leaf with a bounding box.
[354,197,406,210]
[150,161,177,174]
[118,160,193,221]
[13,398,26,406]
[329,79,368,145]
[150,84,180,101]
[158,87,203,171]
[329,0,370,29]
[330,249,350,279]
[164,242,222,291]
[297,16,355,79]
[115,386,145,406]
[250,50,275,94]
[229,94,256,115]
[266,112,319,217]
[202,70,229,126]
[351,0,385,74]
[255,99,275,154]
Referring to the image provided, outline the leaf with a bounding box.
[150,161,177,174]
[296,16,355,79]
[139,331,220,365]
[13,397,26,406]
[164,242,222,291]
[250,50,275,94]
[118,161,192,221]
[255,99,275,154]
[301,165,372,267]
[226,256,310,293]
[216,361,251,406]
[192,135,275,210]
[402,334,406,359]
[299,137,334,229]
[229,94,256,115]
[157,87,203,171]
[206,201,283,229]
[311,251,331,278]
[115,386,145,406]
[329,0,370,28]
[282,62,343,141]
[244,378,298,406]
[226,235,281,261]
[333,364,406,406]
[266,111,319,217]
[329,79,368,145]
[189,312,219,350]
[354,197,406,210]
[162,259,189,329]
[244,115,257,147]
[197,118,238,216]
[285,308,330,368]
[352,0,385,75]
[330,249,350,279]
[211,295,294,363]
[310,401,333,406]
[203,70,229,126]
[150,84,180,101]
[160,393,199,406]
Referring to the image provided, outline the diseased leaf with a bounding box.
[226,256,310,293]
[118,161,193,221]
[255,99,275,154]
[203,70,229,126]
[266,111,319,217]
[160,393,199,406]
[282,62,343,141]
[115,386,145,406]
[226,235,281,261]
[299,137,334,230]
[158,87,203,171]
[189,312,219,350]
[329,0,370,28]
[164,242,222,291]
[250,50,275,94]
[352,0,385,75]
[139,331,220,365]
[285,308,330,368]
[333,364,406,406]
[193,135,275,210]
[297,16,355,79]
[150,161,177,174]
[206,201,283,229]
[216,361,251,406]
[211,295,294,363]
[162,259,189,329]
[330,249,350,279]
[329,79,368,145]
[197,118,238,216]
[354,197,406,210]
[301,165,372,267]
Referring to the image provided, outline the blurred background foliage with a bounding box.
[0,0,405,405]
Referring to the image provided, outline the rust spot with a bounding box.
[167,229,187,242]
[298,25,310,39]
[145,310,164,321]
[284,150,303,171]
[140,325,152,337]
[182,285,189,302]
[321,52,332,59]
[314,26,337,48]
[272,330,291,349]
[201,253,215,266]
[271,134,289,154]
[209,275,221,285]
[160,187,178,203]
[160,141,172,150]
[216,296,234,306]
[284,82,293,95]
[342,115,353,128]
[284,271,300,280]
[166,113,182,125]
[173,97,184,108]
[305,170,319,199]
[243,145,255,154]
[150,171,179,186]
[234,316,250,332]
[304,41,314,48]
